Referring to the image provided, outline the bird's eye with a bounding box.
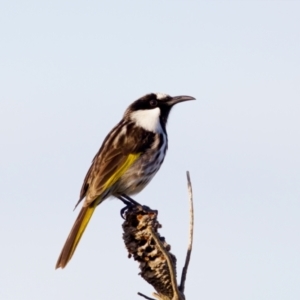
[149,99,157,107]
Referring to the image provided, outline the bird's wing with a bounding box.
[75,121,152,208]
[85,148,140,206]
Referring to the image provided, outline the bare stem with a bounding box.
[179,171,194,293]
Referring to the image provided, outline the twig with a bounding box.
[179,171,194,293]
[137,292,156,300]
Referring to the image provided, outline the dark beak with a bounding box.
[167,95,196,106]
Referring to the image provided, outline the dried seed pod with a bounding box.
[122,205,177,299]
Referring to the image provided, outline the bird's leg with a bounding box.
[117,194,142,219]
[117,195,132,206]
[120,194,141,206]
[117,195,134,219]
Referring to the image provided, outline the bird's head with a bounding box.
[124,93,195,133]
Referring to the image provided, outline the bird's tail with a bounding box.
[55,205,96,269]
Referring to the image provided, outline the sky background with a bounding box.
[1,1,299,300]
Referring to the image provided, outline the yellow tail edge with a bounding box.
[55,205,96,269]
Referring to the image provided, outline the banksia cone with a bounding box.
[122,205,177,299]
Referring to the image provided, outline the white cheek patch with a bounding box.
[131,107,162,133]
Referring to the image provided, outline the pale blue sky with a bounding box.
[1,1,299,300]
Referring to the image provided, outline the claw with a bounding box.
[117,194,142,219]
[120,206,128,219]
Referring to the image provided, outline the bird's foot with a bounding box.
[120,205,130,219]
[117,194,142,219]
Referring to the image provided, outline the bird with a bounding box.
[55,92,195,269]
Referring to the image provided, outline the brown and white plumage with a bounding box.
[55,93,195,269]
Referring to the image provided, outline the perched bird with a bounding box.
[55,93,195,269]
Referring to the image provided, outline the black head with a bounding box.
[125,93,195,132]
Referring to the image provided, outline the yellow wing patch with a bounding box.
[102,153,140,191]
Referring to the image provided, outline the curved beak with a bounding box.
[167,95,196,106]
